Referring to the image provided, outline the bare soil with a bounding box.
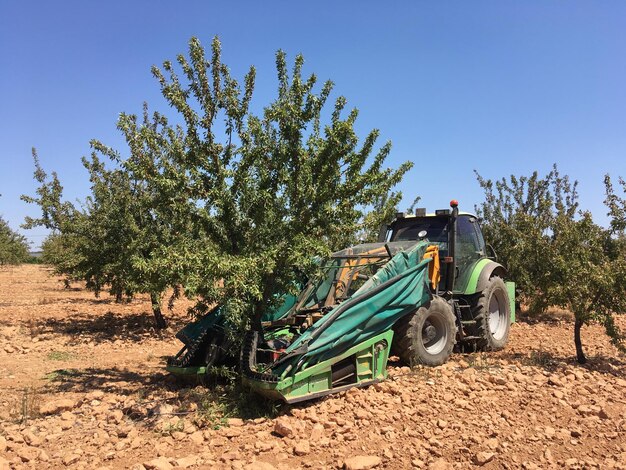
[1,265,625,469]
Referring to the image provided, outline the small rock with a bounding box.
[274,419,294,438]
[490,375,507,386]
[143,457,174,470]
[175,455,198,468]
[254,440,274,452]
[474,452,495,466]
[228,418,244,426]
[189,431,204,445]
[548,375,563,386]
[485,438,499,450]
[245,462,277,470]
[88,390,105,400]
[344,455,382,470]
[220,451,239,461]
[62,454,81,466]
[544,449,554,462]
[40,398,77,415]
[428,459,453,470]
[310,423,324,441]
[294,440,310,456]
[223,427,242,438]
[0,436,6,453]
[17,446,40,463]
[22,430,41,447]
[110,409,124,424]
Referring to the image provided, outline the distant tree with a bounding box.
[0,206,30,265]
[546,209,626,363]
[605,175,626,233]
[24,149,173,328]
[359,192,405,243]
[475,165,578,313]
[24,37,412,335]
[476,166,626,363]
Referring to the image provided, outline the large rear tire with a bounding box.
[392,297,457,366]
[471,276,511,350]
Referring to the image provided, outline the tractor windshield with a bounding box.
[390,217,449,245]
[294,241,418,313]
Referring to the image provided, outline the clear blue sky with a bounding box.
[1,1,625,248]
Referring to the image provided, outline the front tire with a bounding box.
[471,276,511,350]
[393,296,457,366]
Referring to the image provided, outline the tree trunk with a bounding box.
[574,318,586,364]
[251,300,264,332]
[150,292,167,329]
[252,276,276,332]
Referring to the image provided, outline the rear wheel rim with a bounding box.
[421,313,447,354]
[488,291,508,340]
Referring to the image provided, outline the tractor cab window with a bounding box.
[455,215,483,292]
[473,219,486,254]
[390,217,449,248]
[457,216,482,255]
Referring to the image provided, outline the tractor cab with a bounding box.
[381,201,488,295]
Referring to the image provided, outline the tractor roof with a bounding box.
[401,211,477,218]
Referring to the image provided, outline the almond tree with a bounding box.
[24,37,412,334]
[0,209,29,265]
[476,167,626,363]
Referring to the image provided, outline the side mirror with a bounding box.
[486,243,497,260]
[418,230,428,239]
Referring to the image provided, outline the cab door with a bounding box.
[454,215,485,293]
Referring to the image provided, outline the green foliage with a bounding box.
[475,164,579,312]
[131,37,412,330]
[0,206,30,265]
[476,166,626,363]
[24,147,172,327]
[23,149,88,286]
[181,372,282,425]
[46,350,75,361]
[23,37,412,333]
[605,175,626,234]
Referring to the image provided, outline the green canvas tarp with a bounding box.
[273,241,433,373]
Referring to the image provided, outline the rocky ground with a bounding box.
[1,264,625,470]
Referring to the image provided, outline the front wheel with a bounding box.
[392,297,457,366]
[471,276,511,350]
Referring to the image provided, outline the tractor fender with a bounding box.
[475,261,507,293]
[463,259,507,294]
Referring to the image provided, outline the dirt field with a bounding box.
[1,265,625,470]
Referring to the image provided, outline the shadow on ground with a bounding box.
[44,366,289,422]
[33,311,187,344]
[497,349,626,378]
[44,367,157,395]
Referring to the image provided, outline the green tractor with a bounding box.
[167,200,514,402]
[383,200,515,365]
